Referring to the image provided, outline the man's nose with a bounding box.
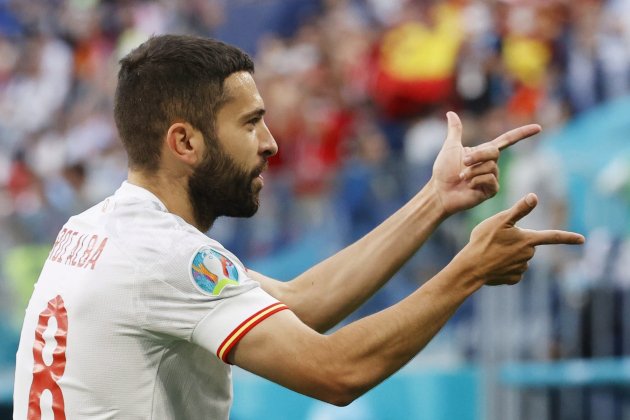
[259,121,278,158]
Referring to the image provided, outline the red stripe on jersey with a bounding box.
[217,302,288,363]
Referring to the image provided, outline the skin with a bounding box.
[129,71,585,406]
[128,72,277,228]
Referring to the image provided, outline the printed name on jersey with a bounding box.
[190,246,241,296]
[48,228,109,270]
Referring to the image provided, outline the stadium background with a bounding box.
[0,0,629,419]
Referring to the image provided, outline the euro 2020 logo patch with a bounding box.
[190,247,240,296]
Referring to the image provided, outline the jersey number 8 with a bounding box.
[28,295,68,420]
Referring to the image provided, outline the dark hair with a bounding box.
[114,34,255,171]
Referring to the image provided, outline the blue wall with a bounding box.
[232,365,481,420]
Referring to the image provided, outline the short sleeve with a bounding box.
[192,286,287,363]
[133,239,288,363]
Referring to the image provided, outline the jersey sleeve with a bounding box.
[191,286,287,363]
[133,237,288,363]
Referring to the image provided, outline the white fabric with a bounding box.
[14,181,283,419]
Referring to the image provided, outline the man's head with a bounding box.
[115,34,255,172]
[115,35,277,230]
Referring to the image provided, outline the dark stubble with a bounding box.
[188,137,265,232]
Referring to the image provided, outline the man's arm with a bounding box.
[251,181,445,332]
[253,113,542,332]
[233,194,585,406]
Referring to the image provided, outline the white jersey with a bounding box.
[13,182,288,419]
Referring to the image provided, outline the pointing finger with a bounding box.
[445,111,463,146]
[524,229,586,246]
[490,124,542,151]
[505,193,538,225]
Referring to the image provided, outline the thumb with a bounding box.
[505,193,538,225]
[445,111,463,146]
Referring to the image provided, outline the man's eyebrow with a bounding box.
[239,108,266,123]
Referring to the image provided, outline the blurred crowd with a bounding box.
[1,0,630,366]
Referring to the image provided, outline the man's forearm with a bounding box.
[234,195,583,406]
[235,253,483,406]
[257,116,542,332]
[321,254,481,402]
[285,180,448,332]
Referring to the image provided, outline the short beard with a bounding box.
[188,137,264,232]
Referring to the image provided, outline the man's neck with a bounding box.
[127,170,201,230]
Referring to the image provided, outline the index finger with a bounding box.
[524,229,585,246]
[490,124,542,151]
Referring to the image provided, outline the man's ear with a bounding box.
[165,122,205,166]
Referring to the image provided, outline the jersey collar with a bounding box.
[115,181,168,212]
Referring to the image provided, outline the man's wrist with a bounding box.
[445,247,486,294]
[421,178,450,222]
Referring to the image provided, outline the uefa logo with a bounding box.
[190,247,240,296]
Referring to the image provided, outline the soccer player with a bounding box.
[13,35,584,419]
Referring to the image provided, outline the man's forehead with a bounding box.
[222,71,264,108]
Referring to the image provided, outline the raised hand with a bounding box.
[431,112,541,215]
[458,193,584,286]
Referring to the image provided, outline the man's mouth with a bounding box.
[253,162,268,179]
[251,163,267,190]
